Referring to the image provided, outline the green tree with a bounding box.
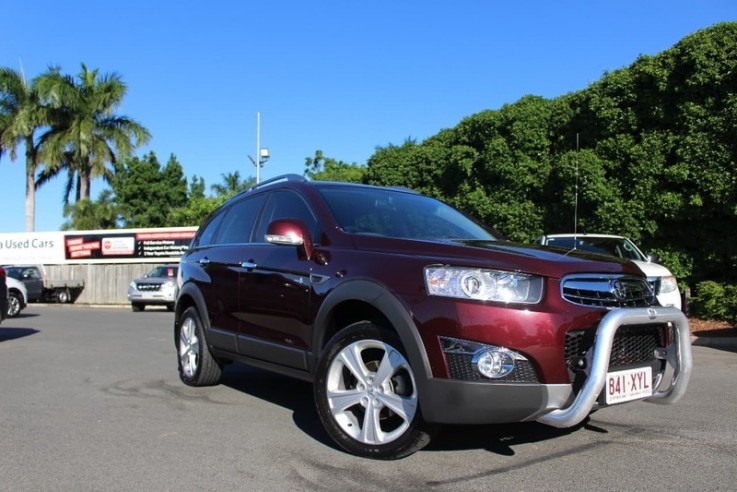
[111,152,188,228]
[362,22,737,284]
[61,190,120,230]
[305,150,366,183]
[35,64,150,203]
[0,67,47,231]
[168,195,223,227]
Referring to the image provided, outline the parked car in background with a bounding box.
[5,275,28,318]
[2,265,84,303]
[537,233,682,310]
[127,264,179,311]
[174,175,691,459]
[0,267,8,324]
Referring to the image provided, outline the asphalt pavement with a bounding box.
[1,304,735,492]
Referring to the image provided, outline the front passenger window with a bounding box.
[256,191,318,243]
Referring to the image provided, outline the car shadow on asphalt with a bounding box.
[0,327,40,342]
[692,337,737,354]
[219,362,600,455]
[426,419,596,455]
[220,364,338,451]
[9,312,40,319]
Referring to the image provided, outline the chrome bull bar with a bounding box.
[538,306,693,428]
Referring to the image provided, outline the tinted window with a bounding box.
[317,186,496,241]
[255,190,318,243]
[215,194,267,244]
[193,209,226,248]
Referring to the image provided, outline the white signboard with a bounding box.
[0,232,66,265]
[0,227,197,265]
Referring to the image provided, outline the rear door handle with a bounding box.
[241,261,258,269]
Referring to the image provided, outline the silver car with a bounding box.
[127,264,179,312]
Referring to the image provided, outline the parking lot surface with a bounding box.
[1,305,736,491]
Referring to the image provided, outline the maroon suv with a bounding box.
[174,175,692,459]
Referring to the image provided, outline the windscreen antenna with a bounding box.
[573,133,580,250]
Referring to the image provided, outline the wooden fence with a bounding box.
[43,263,163,305]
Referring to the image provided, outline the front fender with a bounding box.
[311,279,433,381]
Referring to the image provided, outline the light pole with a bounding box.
[249,112,270,184]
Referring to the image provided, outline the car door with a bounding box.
[185,193,266,354]
[22,267,44,301]
[236,189,316,370]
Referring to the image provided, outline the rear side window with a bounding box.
[255,190,318,243]
[193,210,226,248]
[215,194,267,245]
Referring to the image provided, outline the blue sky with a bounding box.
[1,1,736,233]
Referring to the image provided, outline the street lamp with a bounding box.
[248,112,270,183]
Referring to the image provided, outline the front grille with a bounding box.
[561,274,655,308]
[445,353,539,383]
[136,283,161,292]
[564,324,665,374]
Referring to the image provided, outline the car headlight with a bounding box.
[425,266,543,304]
[659,275,679,294]
[162,281,177,293]
[129,281,136,289]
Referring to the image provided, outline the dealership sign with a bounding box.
[0,227,198,265]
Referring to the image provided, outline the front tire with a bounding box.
[7,292,22,318]
[314,321,432,459]
[176,306,222,386]
[131,302,144,312]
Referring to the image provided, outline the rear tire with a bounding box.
[314,321,432,459]
[176,306,222,386]
[56,289,70,304]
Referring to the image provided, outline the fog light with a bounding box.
[472,348,515,379]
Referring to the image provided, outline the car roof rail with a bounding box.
[246,174,307,192]
[388,185,419,194]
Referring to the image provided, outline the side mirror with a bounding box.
[646,253,660,264]
[265,219,314,259]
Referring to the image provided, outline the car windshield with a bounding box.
[546,236,646,261]
[148,266,178,278]
[316,186,497,241]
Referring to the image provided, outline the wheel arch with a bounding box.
[174,282,211,346]
[311,280,432,379]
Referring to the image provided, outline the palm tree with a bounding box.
[210,171,255,198]
[35,64,150,203]
[0,67,46,231]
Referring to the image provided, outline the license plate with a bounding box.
[605,366,653,405]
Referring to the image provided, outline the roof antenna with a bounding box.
[573,133,579,250]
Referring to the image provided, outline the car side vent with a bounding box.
[561,274,656,308]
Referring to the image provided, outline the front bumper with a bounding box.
[537,306,691,427]
[127,290,177,304]
[419,307,692,427]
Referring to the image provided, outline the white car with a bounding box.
[127,264,179,312]
[538,233,682,310]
